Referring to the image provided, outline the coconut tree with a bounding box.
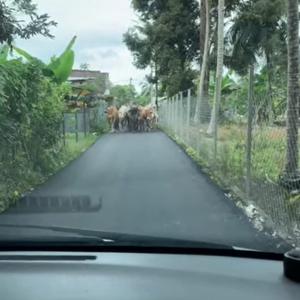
[226,0,286,123]
[279,0,300,189]
[206,0,225,139]
[194,0,211,123]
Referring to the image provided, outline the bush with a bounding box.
[0,58,67,210]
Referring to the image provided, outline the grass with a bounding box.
[64,133,97,159]
[0,131,101,212]
[180,123,287,183]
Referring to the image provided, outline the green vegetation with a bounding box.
[124,0,199,96]
[110,84,150,106]
[13,36,77,84]
[0,1,104,211]
[0,0,57,45]
[0,132,98,212]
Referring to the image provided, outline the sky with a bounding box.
[15,0,148,89]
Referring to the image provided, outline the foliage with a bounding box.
[0,0,57,45]
[13,36,77,84]
[0,58,67,209]
[79,75,107,95]
[135,94,149,106]
[110,84,137,105]
[45,36,76,84]
[226,0,286,73]
[80,63,90,71]
[124,0,200,96]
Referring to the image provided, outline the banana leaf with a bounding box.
[45,36,76,84]
[12,45,39,63]
[12,36,76,84]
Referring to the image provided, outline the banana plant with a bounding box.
[209,71,238,96]
[13,36,76,84]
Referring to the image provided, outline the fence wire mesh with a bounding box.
[159,86,300,246]
[61,100,108,145]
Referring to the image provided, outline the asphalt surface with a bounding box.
[0,131,288,251]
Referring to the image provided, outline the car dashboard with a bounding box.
[0,251,299,300]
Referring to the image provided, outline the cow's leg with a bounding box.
[110,119,115,132]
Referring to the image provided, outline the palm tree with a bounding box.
[206,0,225,139]
[194,0,211,123]
[226,0,286,123]
[279,0,300,188]
[141,81,152,98]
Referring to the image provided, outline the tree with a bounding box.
[194,0,211,123]
[110,85,136,105]
[279,0,300,188]
[226,0,286,123]
[207,0,225,139]
[124,0,200,96]
[80,63,90,71]
[0,0,57,45]
[140,81,151,97]
[80,75,107,95]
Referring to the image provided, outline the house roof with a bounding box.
[69,70,109,80]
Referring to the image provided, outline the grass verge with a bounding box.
[0,132,101,212]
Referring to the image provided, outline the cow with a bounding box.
[138,106,157,131]
[105,106,119,132]
[127,107,140,132]
[118,105,130,131]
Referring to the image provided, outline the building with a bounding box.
[68,70,110,95]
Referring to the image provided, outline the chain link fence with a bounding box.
[159,86,300,246]
[61,101,108,145]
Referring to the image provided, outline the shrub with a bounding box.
[0,58,66,209]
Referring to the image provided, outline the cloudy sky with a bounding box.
[15,0,148,88]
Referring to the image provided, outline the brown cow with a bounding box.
[138,106,156,131]
[106,106,119,132]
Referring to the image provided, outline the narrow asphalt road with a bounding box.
[0,132,287,251]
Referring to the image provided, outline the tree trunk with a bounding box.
[194,0,210,123]
[150,63,154,107]
[206,0,225,139]
[282,0,300,180]
[246,65,254,200]
[155,61,159,110]
[266,53,274,125]
[200,68,211,123]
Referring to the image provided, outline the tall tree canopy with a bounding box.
[124,0,199,96]
[110,84,137,105]
[0,0,57,45]
[226,0,286,73]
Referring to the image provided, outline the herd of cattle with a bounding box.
[105,105,159,132]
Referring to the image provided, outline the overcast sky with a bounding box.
[15,0,148,88]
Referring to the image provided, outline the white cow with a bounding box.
[118,105,130,131]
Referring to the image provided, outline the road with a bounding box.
[0,131,287,251]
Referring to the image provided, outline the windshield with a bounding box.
[0,0,299,254]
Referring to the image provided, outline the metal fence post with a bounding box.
[187,89,191,144]
[62,113,66,146]
[84,106,87,138]
[173,96,176,134]
[75,112,79,143]
[175,94,179,136]
[179,92,183,141]
[170,97,172,131]
[169,98,172,130]
[246,65,254,201]
[165,99,168,127]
